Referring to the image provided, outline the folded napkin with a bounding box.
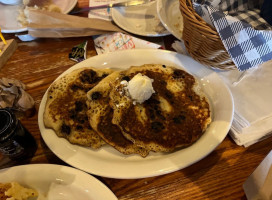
[218,59,272,147]
[172,41,272,147]
[193,0,272,71]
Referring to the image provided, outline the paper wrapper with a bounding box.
[0,78,35,117]
[26,9,124,38]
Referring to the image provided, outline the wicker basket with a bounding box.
[179,0,236,70]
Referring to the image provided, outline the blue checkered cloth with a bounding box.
[193,0,272,71]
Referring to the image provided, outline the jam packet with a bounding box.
[69,40,88,62]
[93,32,162,55]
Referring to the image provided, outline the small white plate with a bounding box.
[38,49,234,179]
[157,0,183,40]
[0,164,118,200]
[0,0,77,33]
[111,1,170,37]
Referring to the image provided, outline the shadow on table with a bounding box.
[179,135,272,199]
[182,150,221,180]
[0,154,35,170]
[180,146,237,199]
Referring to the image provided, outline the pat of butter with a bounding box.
[127,73,155,104]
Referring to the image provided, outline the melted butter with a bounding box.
[158,96,172,113]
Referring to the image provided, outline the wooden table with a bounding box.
[1,1,272,199]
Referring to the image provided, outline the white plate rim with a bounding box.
[156,0,183,40]
[111,2,170,37]
[0,164,118,200]
[0,0,78,33]
[63,0,78,14]
[38,49,234,179]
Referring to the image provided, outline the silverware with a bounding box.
[69,0,154,14]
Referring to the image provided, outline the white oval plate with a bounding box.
[157,0,183,40]
[0,0,77,33]
[111,1,170,37]
[38,49,234,179]
[0,164,118,200]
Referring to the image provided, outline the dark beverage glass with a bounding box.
[0,108,37,160]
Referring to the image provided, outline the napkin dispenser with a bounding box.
[243,150,272,200]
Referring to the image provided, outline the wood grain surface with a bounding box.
[1,1,272,199]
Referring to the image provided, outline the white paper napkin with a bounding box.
[243,150,272,200]
[172,41,272,147]
[218,60,272,147]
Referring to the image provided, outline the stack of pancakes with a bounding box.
[43,64,211,157]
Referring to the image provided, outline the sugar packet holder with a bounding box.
[192,0,272,71]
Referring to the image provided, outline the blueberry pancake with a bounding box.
[86,72,149,157]
[109,64,212,152]
[43,67,112,148]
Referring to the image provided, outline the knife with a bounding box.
[69,0,154,14]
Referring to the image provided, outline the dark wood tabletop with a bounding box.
[1,1,272,199]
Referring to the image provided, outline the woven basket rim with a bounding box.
[180,0,220,37]
[179,0,236,70]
